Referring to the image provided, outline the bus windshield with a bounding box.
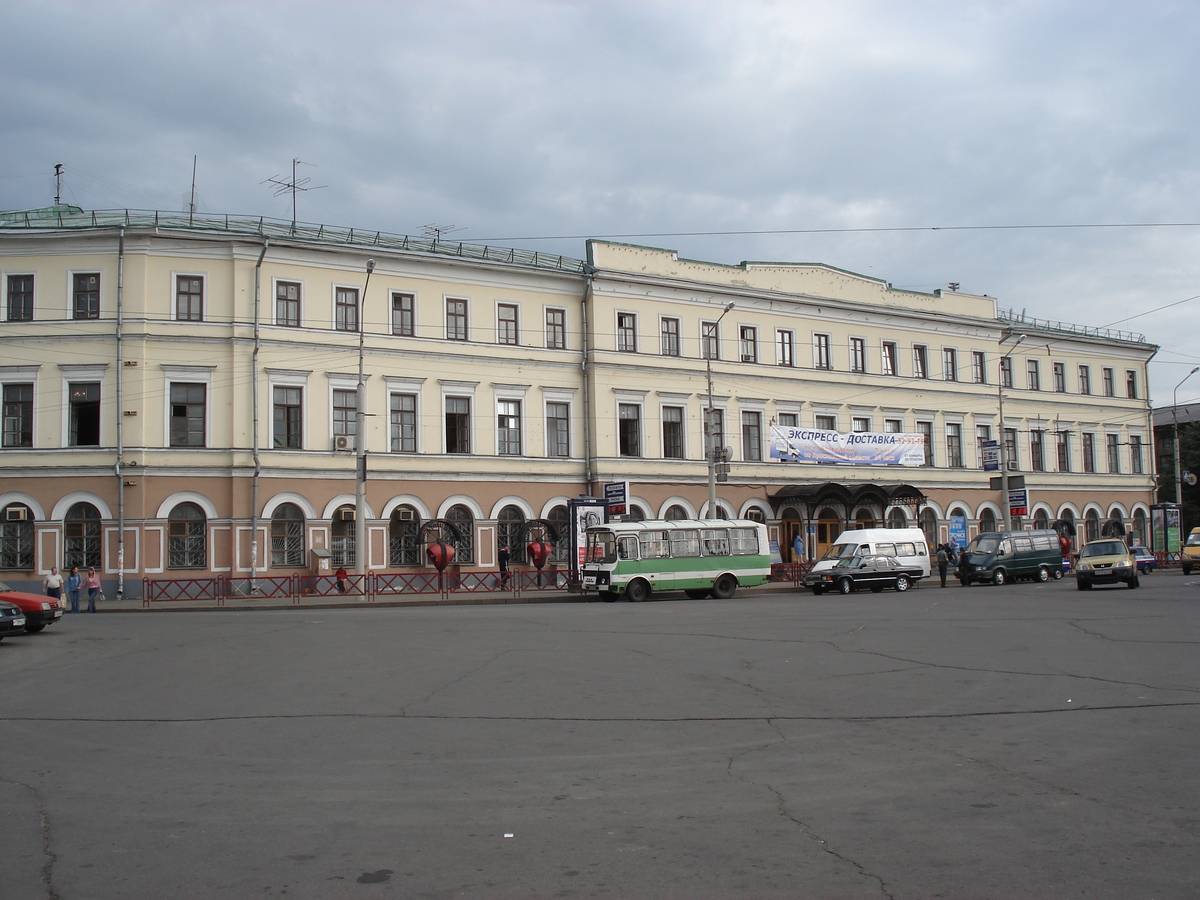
[820,542,862,561]
[586,530,618,564]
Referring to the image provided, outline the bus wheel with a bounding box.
[710,574,738,599]
[684,589,711,599]
[625,579,650,602]
[600,591,618,603]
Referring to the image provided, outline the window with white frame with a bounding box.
[73,273,100,320]
[391,292,415,336]
[917,420,933,465]
[1000,356,1013,388]
[276,280,301,327]
[1082,432,1096,473]
[546,401,569,458]
[1106,433,1120,473]
[776,329,794,367]
[446,298,468,341]
[742,411,762,460]
[545,308,566,349]
[332,389,357,439]
[1102,367,1115,396]
[7,274,33,322]
[445,397,470,453]
[68,382,100,446]
[176,275,204,322]
[813,333,832,369]
[850,337,866,373]
[617,313,637,352]
[662,405,684,459]
[1027,359,1040,391]
[1126,369,1139,399]
[273,386,302,449]
[497,303,518,345]
[975,424,991,467]
[497,399,522,454]
[169,383,206,447]
[1129,435,1144,473]
[618,403,641,457]
[1078,365,1091,395]
[913,345,928,379]
[815,414,836,431]
[740,326,758,363]
[1053,362,1066,392]
[972,351,986,384]
[701,321,719,360]
[942,348,957,381]
[661,317,680,356]
[390,393,417,452]
[2,383,33,447]
[882,341,898,376]
[335,287,359,332]
[946,423,963,467]
[852,416,870,433]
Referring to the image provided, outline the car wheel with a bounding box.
[837,577,854,595]
[625,579,650,602]
[992,568,1007,586]
[1127,575,1139,589]
[23,622,45,634]
[710,574,738,600]
[1037,566,1050,582]
[1076,579,1091,591]
[1052,568,1063,580]
[684,589,711,600]
[895,575,910,592]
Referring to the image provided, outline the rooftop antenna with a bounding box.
[261,159,326,227]
[189,155,198,218]
[54,163,63,206]
[421,223,466,243]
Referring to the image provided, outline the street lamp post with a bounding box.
[1173,366,1200,507]
[706,301,735,519]
[355,259,375,577]
[997,333,1026,531]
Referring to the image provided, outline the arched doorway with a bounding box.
[1132,509,1148,547]
[919,509,938,549]
[445,504,475,564]
[64,502,102,570]
[816,507,841,559]
[1085,509,1101,542]
[498,505,526,564]
[854,508,876,529]
[781,508,802,561]
[168,502,206,569]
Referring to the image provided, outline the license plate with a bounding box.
[14,617,24,626]
[53,609,63,618]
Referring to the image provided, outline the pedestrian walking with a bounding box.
[44,565,64,601]
[83,566,101,613]
[937,544,949,588]
[792,532,804,563]
[498,545,511,588]
[65,565,83,612]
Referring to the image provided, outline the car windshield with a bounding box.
[1081,541,1126,558]
[1187,533,1200,547]
[835,556,863,568]
[970,535,1001,554]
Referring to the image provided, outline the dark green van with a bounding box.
[957,529,1064,585]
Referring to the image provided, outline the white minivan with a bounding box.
[808,527,931,578]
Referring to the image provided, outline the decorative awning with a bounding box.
[767,482,927,518]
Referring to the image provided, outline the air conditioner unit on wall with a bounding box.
[334,435,352,451]
[339,509,355,521]
[5,507,27,521]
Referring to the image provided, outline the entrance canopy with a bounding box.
[767,482,926,521]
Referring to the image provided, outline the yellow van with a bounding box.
[1182,527,1200,575]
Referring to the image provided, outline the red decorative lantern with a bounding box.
[527,540,551,570]
[426,541,456,572]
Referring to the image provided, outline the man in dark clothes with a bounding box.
[498,545,511,588]
[937,544,949,588]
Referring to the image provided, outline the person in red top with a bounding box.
[335,566,348,594]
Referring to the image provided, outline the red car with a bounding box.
[0,591,64,633]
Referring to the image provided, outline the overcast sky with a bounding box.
[4,0,1200,404]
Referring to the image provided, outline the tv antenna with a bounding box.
[421,223,466,243]
[54,163,63,206]
[262,159,327,226]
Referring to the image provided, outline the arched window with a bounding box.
[389,505,421,567]
[744,507,765,524]
[855,508,875,529]
[548,504,570,564]
[1033,508,1049,531]
[331,506,355,569]
[664,505,689,521]
[626,505,647,521]
[886,508,907,528]
[270,503,305,568]
[446,504,474,564]
[1085,509,1101,542]
[979,508,997,533]
[1059,509,1077,553]
[64,502,102,570]
[497,505,526,565]
[918,509,938,548]
[167,502,206,569]
[0,503,34,570]
[1132,509,1148,547]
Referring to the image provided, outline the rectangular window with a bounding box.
[2,384,33,447]
[1126,369,1139,399]
[446,298,468,341]
[777,330,795,367]
[1056,431,1071,472]
[68,382,101,447]
[332,389,357,438]
[445,397,470,453]
[1027,359,1040,391]
[777,413,798,428]
[1078,365,1092,395]
[169,383,206,447]
[972,351,987,384]
[335,287,359,332]
[1102,367,1115,397]
[617,313,637,352]
[975,424,991,468]
[852,417,870,433]
[1030,429,1046,471]
[1130,435,1144,474]
[1082,432,1096,473]
[497,399,522,454]
[390,393,417,453]
[1000,356,1013,388]
[850,337,866,373]
[701,322,719,360]
[1004,428,1019,471]
[913,345,928,379]
[740,326,758,364]
[546,402,569,458]
[884,418,902,433]
[661,317,680,356]
[662,405,684,459]
[273,386,302,449]
[7,275,33,322]
[946,423,963,467]
[881,341,898,376]
[497,303,518,345]
[391,292,415,336]
[276,281,300,327]
[545,308,566,349]
[813,333,832,369]
[618,403,641,457]
[1106,433,1120,473]
[73,273,100,319]
[742,411,762,461]
[176,275,203,321]
[943,348,958,382]
[917,421,933,466]
[1053,362,1066,393]
[815,414,836,431]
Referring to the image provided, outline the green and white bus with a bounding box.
[580,519,771,602]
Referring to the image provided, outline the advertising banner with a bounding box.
[769,426,926,466]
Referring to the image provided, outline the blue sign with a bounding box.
[982,440,999,472]
[949,516,968,548]
[603,481,629,515]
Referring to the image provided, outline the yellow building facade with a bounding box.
[0,208,1157,595]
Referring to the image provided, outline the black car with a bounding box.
[0,599,26,640]
[804,555,924,595]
